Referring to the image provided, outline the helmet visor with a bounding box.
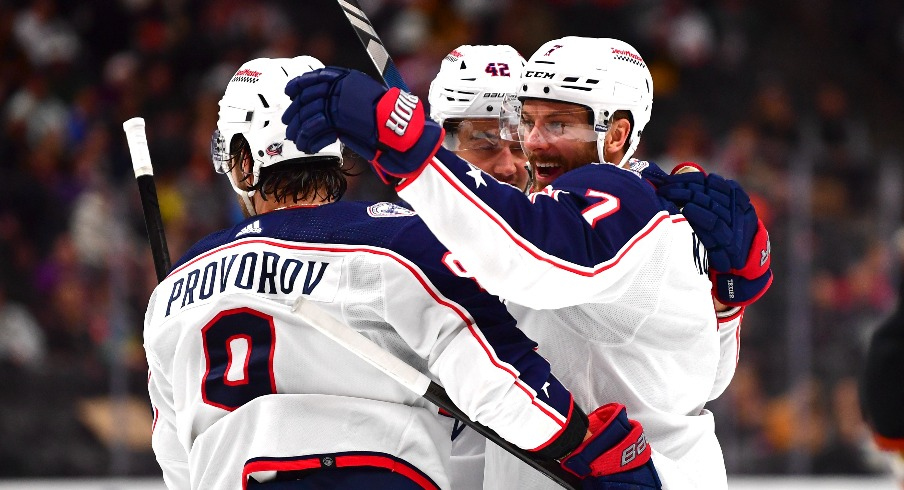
[444,118,526,160]
[210,129,231,174]
[501,96,599,144]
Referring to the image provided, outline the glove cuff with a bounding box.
[371,123,444,187]
[712,269,773,307]
[560,404,652,478]
[671,162,707,176]
[732,219,771,279]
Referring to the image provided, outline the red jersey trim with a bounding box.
[242,453,439,490]
[424,158,672,277]
[168,239,566,428]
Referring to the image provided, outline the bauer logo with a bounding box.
[376,88,425,152]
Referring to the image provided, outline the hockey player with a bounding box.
[428,44,530,192]
[860,233,904,481]
[426,43,762,489]
[144,55,661,490]
[426,44,528,490]
[282,36,772,489]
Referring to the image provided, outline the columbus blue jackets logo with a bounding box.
[367,202,416,218]
[266,142,283,156]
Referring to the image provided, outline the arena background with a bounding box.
[1,0,903,487]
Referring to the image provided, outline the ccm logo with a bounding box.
[621,432,648,466]
[524,70,555,79]
[385,91,420,136]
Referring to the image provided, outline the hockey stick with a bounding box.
[293,297,581,490]
[123,117,171,282]
[332,2,584,487]
[335,0,409,91]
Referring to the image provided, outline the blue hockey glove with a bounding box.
[643,162,772,306]
[560,404,661,490]
[282,67,444,183]
[711,268,773,307]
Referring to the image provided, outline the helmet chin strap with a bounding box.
[225,170,259,216]
[239,191,257,217]
[597,129,640,167]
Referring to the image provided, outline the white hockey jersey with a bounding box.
[143,201,587,490]
[396,148,728,489]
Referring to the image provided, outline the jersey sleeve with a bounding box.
[381,219,587,458]
[146,355,190,489]
[709,307,744,401]
[396,147,673,308]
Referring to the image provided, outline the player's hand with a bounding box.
[711,269,773,306]
[560,403,661,489]
[656,169,769,276]
[282,67,443,183]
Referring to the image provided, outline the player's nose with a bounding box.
[522,125,547,152]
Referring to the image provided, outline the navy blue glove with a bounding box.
[642,162,772,306]
[282,67,444,183]
[560,404,661,490]
[656,170,763,273]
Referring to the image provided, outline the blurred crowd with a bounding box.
[2,0,904,479]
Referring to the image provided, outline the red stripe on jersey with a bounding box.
[242,454,439,490]
[424,157,671,277]
[169,240,563,424]
[528,397,575,452]
[242,458,321,490]
[337,454,438,489]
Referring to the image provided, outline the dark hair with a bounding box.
[255,157,350,203]
[229,135,353,203]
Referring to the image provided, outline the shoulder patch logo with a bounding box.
[627,158,649,178]
[236,220,262,237]
[367,202,416,218]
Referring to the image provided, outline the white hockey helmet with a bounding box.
[515,37,653,166]
[428,44,526,126]
[211,56,341,212]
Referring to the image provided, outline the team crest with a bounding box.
[266,142,283,156]
[367,202,416,218]
[627,158,649,177]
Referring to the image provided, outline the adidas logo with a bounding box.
[236,220,262,237]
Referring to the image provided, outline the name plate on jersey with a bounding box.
[162,249,344,317]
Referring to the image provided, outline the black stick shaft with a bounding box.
[135,174,171,282]
[423,383,581,489]
[331,2,581,487]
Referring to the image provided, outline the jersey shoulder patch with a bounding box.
[367,202,417,218]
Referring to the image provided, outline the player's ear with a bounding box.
[603,117,631,158]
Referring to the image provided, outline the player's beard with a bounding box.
[527,143,598,192]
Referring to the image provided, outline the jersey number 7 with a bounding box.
[581,189,620,227]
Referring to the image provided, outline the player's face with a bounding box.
[520,99,598,192]
[451,118,529,190]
